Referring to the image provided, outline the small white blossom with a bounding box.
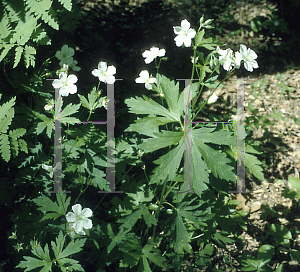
[66,204,93,235]
[207,93,218,104]
[216,47,235,71]
[44,99,54,111]
[191,56,199,64]
[173,19,196,47]
[280,109,285,113]
[55,45,74,67]
[102,98,109,110]
[41,163,62,178]
[92,61,116,84]
[142,47,166,64]
[135,70,156,90]
[52,72,78,97]
[235,44,258,72]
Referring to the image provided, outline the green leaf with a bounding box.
[126,117,173,138]
[58,237,86,259]
[257,244,274,267]
[107,224,128,253]
[0,97,15,134]
[24,45,36,68]
[58,0,73,11]
[57,103,81,120]
[0,44,14,63]
[33,194,70,221]
[195,29,205,45]
[174,209,192,254]
[245,152,264,181]
[139,130,183,152]
[288,176,300,192]
[142,209,157,227]
[125,95,179,122]
[142,239,166,267]
[149,137,184,184]
[290,249,300,262]
[16,256,52,272]
[13,46,24,68]
[0,14,11,39]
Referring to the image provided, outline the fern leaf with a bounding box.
[24,45,36,68]
[0,44,14,63]
[11,137,19,157]
[9,128,26,139]
[13,46,24,68]
[26,0,52,16]
[0,14,11,39]
[10,13,37,45]
[58,0,72,11]
[18,139,28,154]
[0,107,14,134]
[42,8,59,30]
[0,134,11,162]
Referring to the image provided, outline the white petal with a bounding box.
[82,208,93,218]
[106,76,115,84]
[98,62,107,71]
[181,19,191,30]
[136,77,145,84]
[92,69,100,77]
[52,80,62,89]
[107,66,116,75]
[68,75,78,84]
[139,70,149,79]
[72,204,82,215]
[66,212,76,222]
[83,218,93,229]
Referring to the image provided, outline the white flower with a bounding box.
[102,98,109,110]
[92,61,116,84]
[235,44,258,72]
[55,45,74,67]
[41,163,62,178]
[52,72,78,97]
[207,93,218,104]
[216,47,235,71]
[135,70,156,90]
[280,109,285,113]
[142,47,166,64]
[44,99,54,111]
[66,204,93,235]
[191,56,199,64]
[173,19,196,47]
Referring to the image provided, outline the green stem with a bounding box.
[191,68,235,123]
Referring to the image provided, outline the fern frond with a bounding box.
[0,14,11,39]
[13,46,24,68]
[0,44,14,63]
[0,97,16,134]
[58,0,72,11]
[0,134,10,162]
[24,45,36,68]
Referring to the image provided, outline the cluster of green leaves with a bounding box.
[3,9,293,272]
[0,0,73,68]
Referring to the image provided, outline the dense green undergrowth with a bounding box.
[1,0,300,271]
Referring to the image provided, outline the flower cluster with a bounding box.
[52,61,116,98]
[216,44,258,72]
